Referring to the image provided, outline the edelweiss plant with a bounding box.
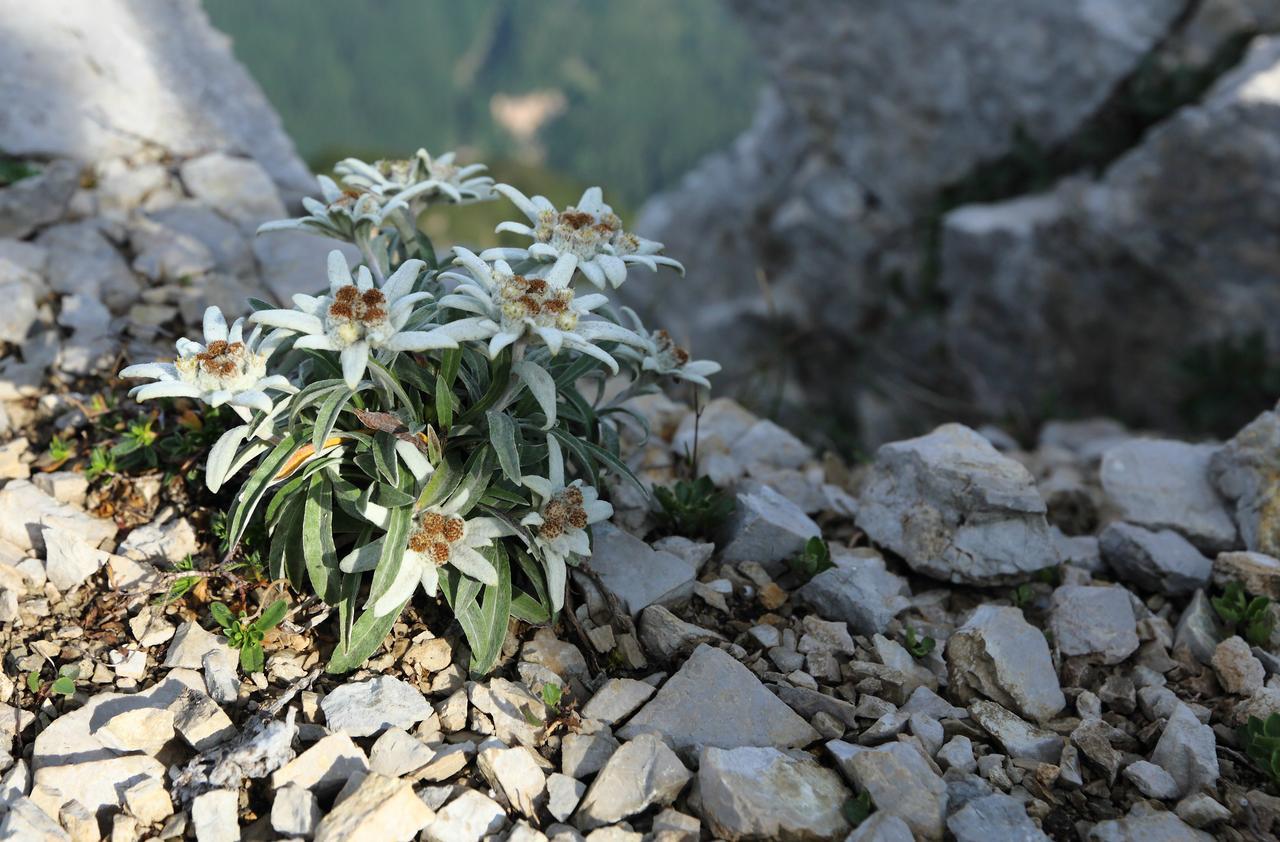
[121,149,718,674]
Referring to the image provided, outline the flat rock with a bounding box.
[0,158,79,239]
[827,740,947,841]
[617,644,819,753]
[947,793,1050,842]
[36,221,141,312]
[698,746,852,841]
[856,424,1059,585]
[162,621,233,670]
[1089,806,1213,841]
[719,485,821,574]
[1123,760,1179,799]
[314,772,435,842]
[33,754,166,827]
[1049,585,1140,664]
[271,784,320,838]
[1213,551,1280,600]
[796,548,911,636]
[969,700,1062,763]
[587,523,696,617]
[574,734,690,831]
[1151,703,1219,798]
[1211,408,1280,557]
[369,728,436,779]
[846,813,914,842]
[42,527,111,592]
[547,773,586,823]
[1099,522,1213,595]
[947,605,1065,722]
[320,676,432,738]
[1212,636,1265,695]
[425,789,507,842]
[179,153,286,227]
[0,480,115,553]
[271,733,369,796]
[1100,439,1237,551]
[580,679,655,726]
[638,604,725,662]
[561,731,620,780]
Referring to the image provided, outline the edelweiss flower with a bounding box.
[120,306,294,414]
[341,497,509,617]
[616,309,720,389]
[257,175,398,240]
[482,185,683,289]
[250,251,497,388]
[440,247,644,372]
[521,437,612,612]
[336,149,494,207]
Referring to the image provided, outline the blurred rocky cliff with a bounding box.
[630,0,1280,449]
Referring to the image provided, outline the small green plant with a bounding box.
[210,599,288,673]
[1212,581,1275,647]
[160,555,203,605]
[904,627,935,658]
[653,476,734,539]
[47,435,72,464]
[83,446,117,483]
[110,419,159,469]
[27,664,78,698]
[788,536,834,581]
[1240,713,1280,785]
[0,158,39,187]
[842,790,874,828]
[1011,582,1035,609]
[541,682,564,713]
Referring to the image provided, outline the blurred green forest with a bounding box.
[204,0,762,215]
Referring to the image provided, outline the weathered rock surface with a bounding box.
[796,548,911,636]
[618,644,819,752]
[697,746,851,841]
[827,740,947,841]
[1099,522,1213,595]
[856,424,1059,584]
[947,605,1065,722]
[587,523,696,617]
[320,676,432,738]
[0,0,314,202]
[1049,585,1140,664]
[1212,408,1280,557]
[574,735,690,830]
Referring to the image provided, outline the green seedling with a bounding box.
[27,664,78,699]
[1241,713,1280,784]
[653,476,735,539]
[842,790,874,828]
[1212,581,1275,647]
[788,536,834,581]
[210,599,288,673]
[905,627,935,658]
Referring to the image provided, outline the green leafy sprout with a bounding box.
[842,790,874,828]
[904,627,935,659]
[541,682,563,713]
[1212,581,1275,647]
[1241,713,1280,785]
[210,599,288,673]
[27,664,78,698]
[114,150,714,676]
[788,536,834,581]
[653,476,734,540]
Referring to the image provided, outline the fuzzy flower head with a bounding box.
[483,185,683,289]
[520,436,612,611]
[120,307,293,413]
[257,175,398,241]
[440,247,645,372]
[381,506,507,617]
[250,251,496,388]
[335,149,494,209]
[618,308,720,389]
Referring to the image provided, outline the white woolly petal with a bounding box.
[230,390,274,414]
[544,551,567,613]
[119,362,178,381]
[419,563,440,598]
[203,307,229,343]
[597,254,628,288]
[577,260,606,289]
[382,258,426,302]
[371,554,422,616]
[449,546,498,586]
[327,250,352,293]
[339,538,386,573]
[341,341,370,389]
[134,381,203,402]
[494,183,540,223]
[250,309,324,336]
[294,334,338,351]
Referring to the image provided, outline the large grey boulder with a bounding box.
[1099,439,1237,551]
[0,0,314,203]
[857,424,1059,585]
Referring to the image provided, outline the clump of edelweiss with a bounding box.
[119,147,715,675]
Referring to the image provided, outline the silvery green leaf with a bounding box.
[486,410,520,484]
[206,424,250,493]
[513,359,557,429]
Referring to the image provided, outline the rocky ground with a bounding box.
[3,144,1280,841]
[3,8,1280,838]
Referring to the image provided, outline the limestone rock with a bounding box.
[0,0,315,202]
[1212,408,1280,557]
[618,644,819,753]
[1099,522,1213,595]
[1049,585,1140,664]
[968,700,1062,764]
[1151,703,1220,798]
[697,746,852,841]
[947,793,1050,842]
[425,789,507,842]
[719,485,821,574]
[314,773,435,842]
[586,523,695,617]
[1213,550,1280,600]
[856,424,1059,585]
[796,548,911,636]
[270,785,320,838]
[1100,439,1237,551]
[947,605,1065,722]
[827,740,947,841]
[320,676,432,738]
[0,480,115,554]
[574,734,690,830]
[271,733,369,797]
[0,159,79,239]
[637,604,725,661]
